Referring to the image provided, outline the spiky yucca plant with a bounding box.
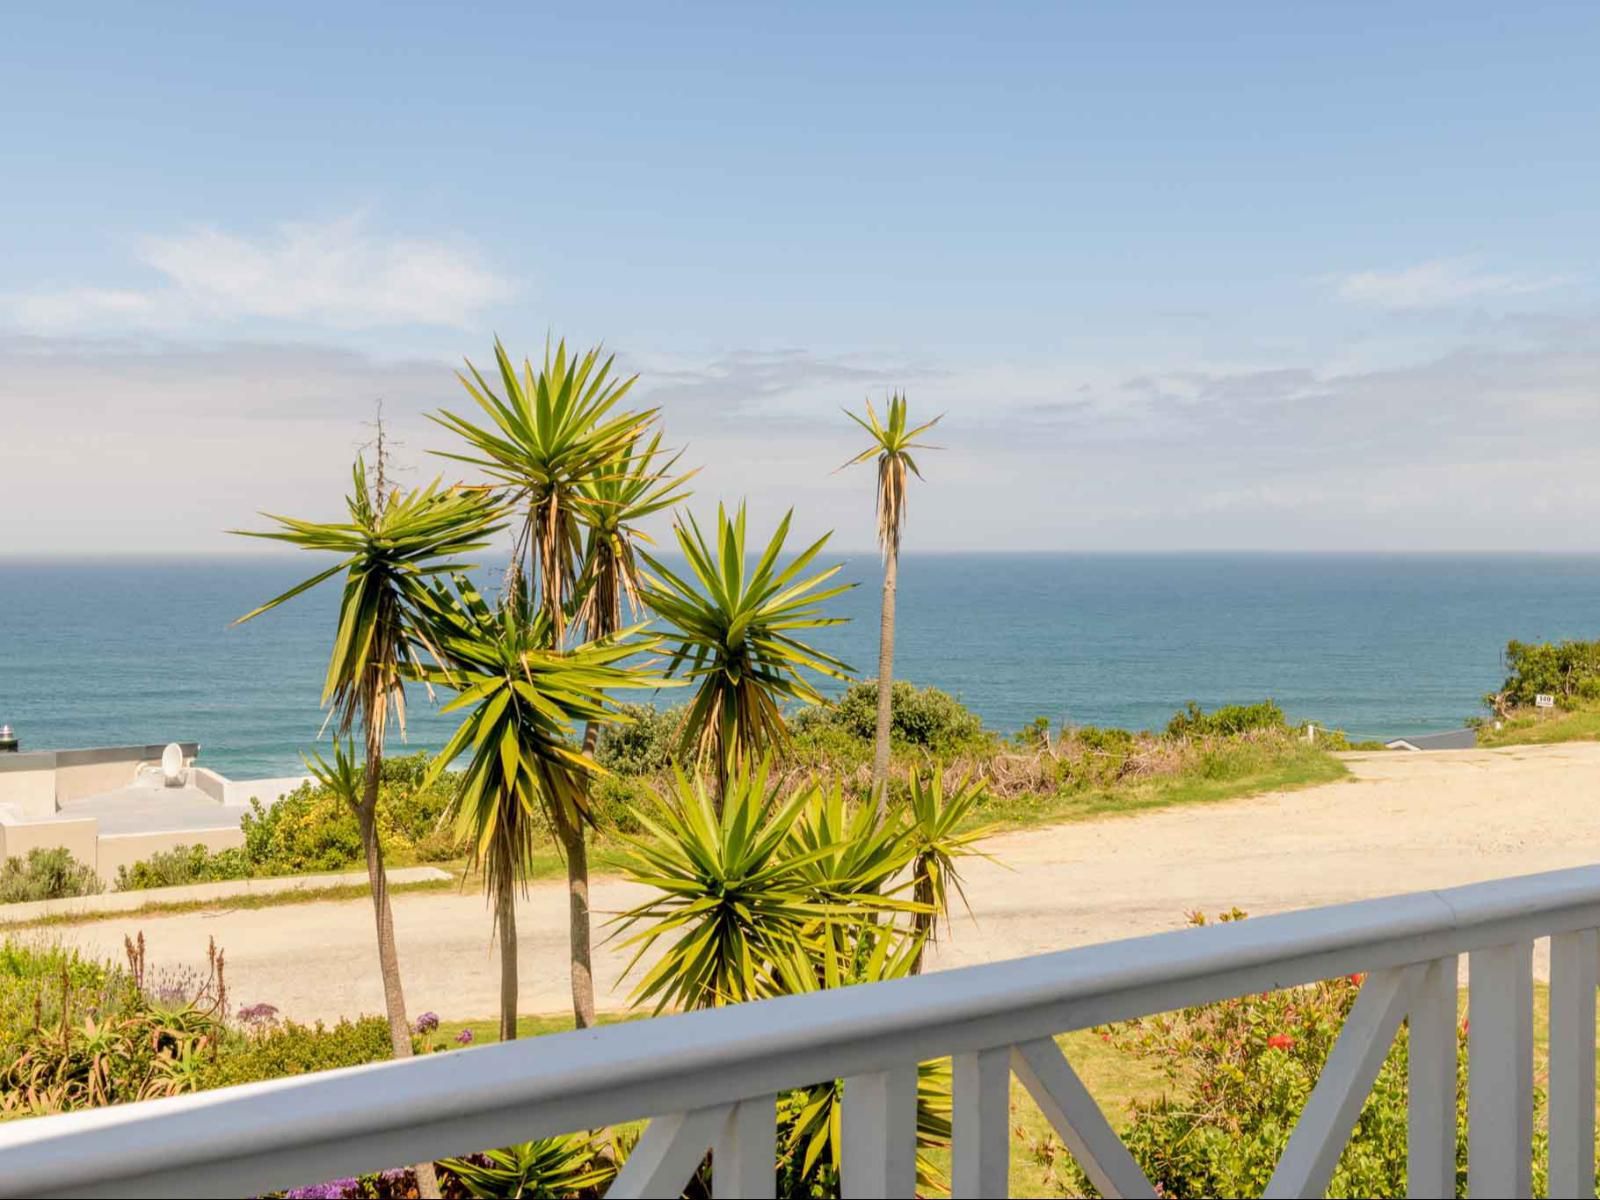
[639,503,853,801]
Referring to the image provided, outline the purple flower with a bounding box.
[285,1179,360,1199]
[455,1028,475,1045]
[414,1011,439,1035]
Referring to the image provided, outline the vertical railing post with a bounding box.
[952,1047,1012,1198]
[1469,941,1534,1198]
[714,1096,777,1199]
[841,1063,918,1199]
[1548,929,1598,1199]
[1408,955,1459,1200]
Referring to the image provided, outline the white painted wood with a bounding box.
[1012,1037,1156,1199]
[952,1046,1012,1198]
[1469,940,1535,1198]
[712,1097,777,1200]
[1408,955,1459,1200]
[841,1064,917,1199]
[606,1105,727,1200]
[11,864,1600,1198]
[1548,930,1598,1200]
[1265,965,1419,1199]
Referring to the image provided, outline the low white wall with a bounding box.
[224,775,310,808]
[95,826,246,884]
[0,811,100,868]
[0,758,57,820]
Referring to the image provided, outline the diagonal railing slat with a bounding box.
[1012,1037,1156,1199]
[1265,965,1420,1198]
[5,864,1600,1199]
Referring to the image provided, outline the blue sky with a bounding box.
[3,2,1598,553]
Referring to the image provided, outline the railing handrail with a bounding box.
[6,863,1600,1198]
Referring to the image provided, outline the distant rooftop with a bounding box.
[1385,728,1478,751]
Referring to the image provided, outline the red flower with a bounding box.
[1266,1033,1294,1050]
[1348,972,1366,986]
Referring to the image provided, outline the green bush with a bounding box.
[587,772,655,835]
[0,846,103,904]
[1493,638,1600,709]
[235,753,464,876]
[198,1015,393,1089]
[594,703,684,776]
[115,844,251,891]
[792,680,989,753]
[1166,699,1288,739]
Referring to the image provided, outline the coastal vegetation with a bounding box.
[1476,637,1600,747]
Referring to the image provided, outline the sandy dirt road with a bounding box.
[41,743,1600,1023]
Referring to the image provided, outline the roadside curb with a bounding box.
[0,866,453,926]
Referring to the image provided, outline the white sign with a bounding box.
[1535,693,1556,709]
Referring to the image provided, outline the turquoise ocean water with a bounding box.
[1,554,1597,777]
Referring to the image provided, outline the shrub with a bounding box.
[587,772,654,835]
[197,1015,394,1090]
[115,844,251,891]
[594,703,685,776]
[234,753,463,876]
[0,846,103,904]
[1166,699,1288,739]
[792,680,989,753]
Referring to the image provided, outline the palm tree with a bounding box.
[430,336,656,640]
[638,502,854,802]
[418,573,659,1041]
[430,336,656,1030]
[235,461,499,1200]
[560,432,693,1027]
[840,393,942,819]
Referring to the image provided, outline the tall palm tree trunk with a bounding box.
[357,757,442,1200]
[871,545,898,821]
[559,723,603,1030]
[496,866,519,1042]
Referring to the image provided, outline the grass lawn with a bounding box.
[1479,703,1600,747]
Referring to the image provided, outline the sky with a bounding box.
[2,2,1598,555]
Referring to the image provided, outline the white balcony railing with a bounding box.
[4,864,1600,1199]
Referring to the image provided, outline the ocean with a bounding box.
[2,554,1597,778]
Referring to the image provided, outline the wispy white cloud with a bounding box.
[1330,258,1569,310]
[5,216,514,334]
